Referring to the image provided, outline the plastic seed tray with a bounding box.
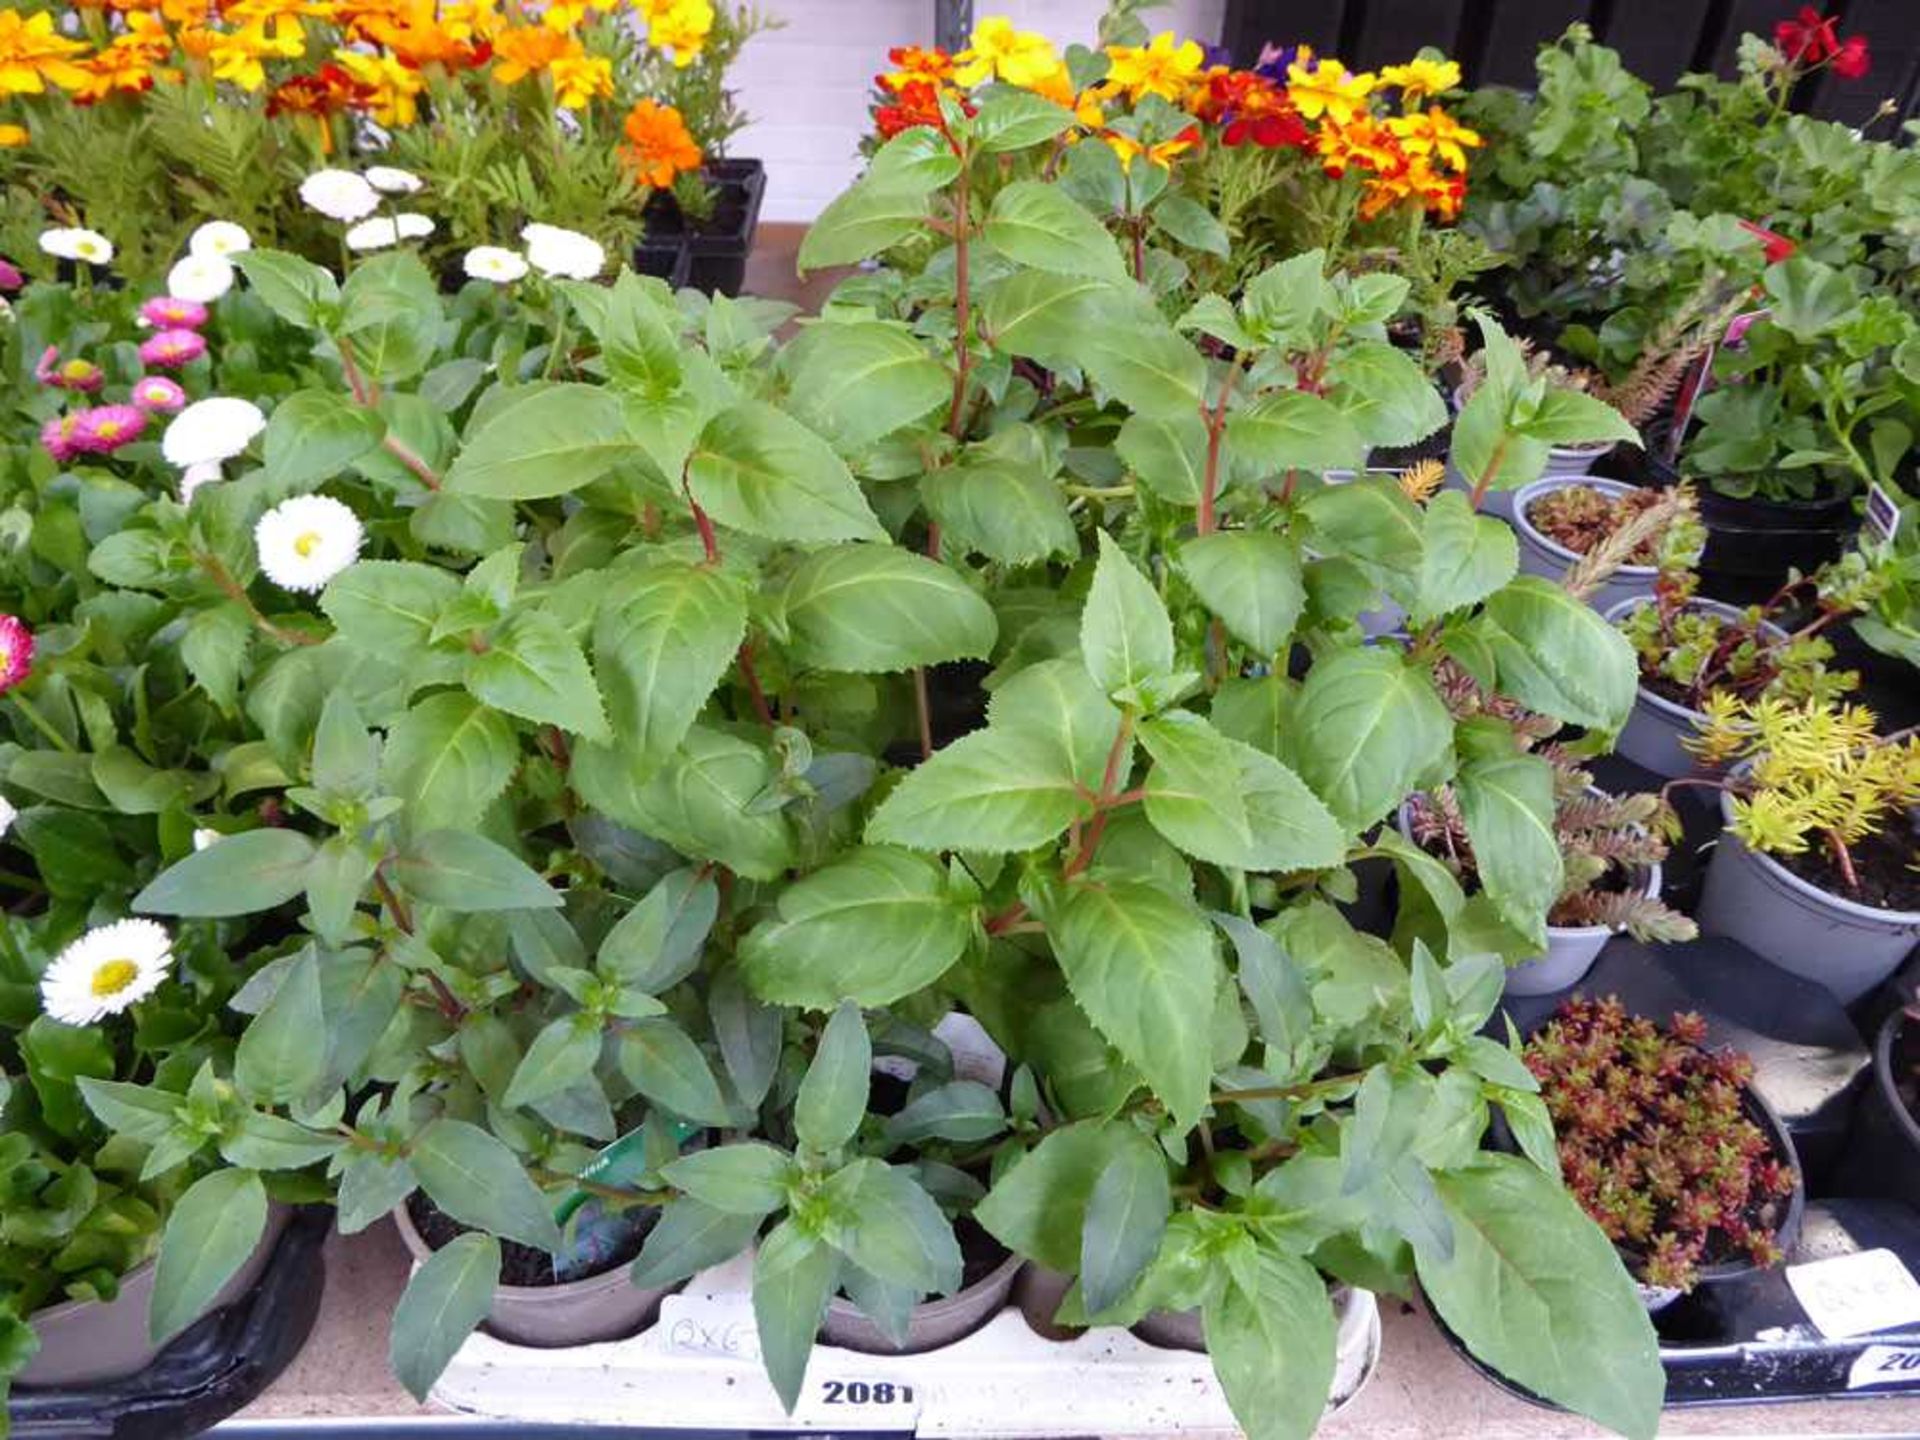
[414,1252,1380,1436]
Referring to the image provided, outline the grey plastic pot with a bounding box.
[1697,769,1920,1004]
[1012,1264,1080,1340]
[19,1205,290,1387]
[820,1251,1024,1355]
[1134,1283,1360,1353]
[1602,597,1787,779]
[393,1203,678,1349]
[1394,795,1661,998]
[1511,477,1659,616]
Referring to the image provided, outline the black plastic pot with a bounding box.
[634,158,766,297]
[1835,1009,1920,1209]
[7,1206,328,1439]
[1695,485,1858,594]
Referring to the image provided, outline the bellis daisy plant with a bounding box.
[38,919,176,1027]
[254,494,365,593]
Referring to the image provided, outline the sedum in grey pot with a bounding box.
[1602,597,1786,779]
[20,1206,290,1386]
[393,1203,677,1349]
[820,1251,1023,1354]
[1698,769,1920,1004]
[1512,477,1659,616]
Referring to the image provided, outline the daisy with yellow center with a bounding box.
[255,493,363,592]
[40,918,174,1026]
[1287,57,1377,126]
[1104,31,1205,104]
[952,16,1059,89]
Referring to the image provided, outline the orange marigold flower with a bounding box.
[266,59,371,115]
[0,122,27,146]
[878,43,951,90]
[549,50,610,106]
[491,23,571,84]
[0,9,92,94]
[1316,114,1401,178]
[621,97,702,187]
[353,0,493,68]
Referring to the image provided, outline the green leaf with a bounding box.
[235,249,338,328]
[1479,577,1638,732]
[1151,194,1229,255]
[78,1078,181,1144]
[1416,1155,1663,1440]
[984,658,1125,789]
[1116,412,1207,505]
[263,391,385,488]
[1080,1127,1170,1314]
[597,867,720,992]
[389,830,560,912]
[1227,391,1364,476]
[180,603,252,713]
[1279,648,1454,831]
[631,1196,764,1288]
[559,271,681,399]
[465,608,607,739]
[572,724,796,881]
[616,1019,732,1125]
[1413,491,1518,623]
[884,1080,1006,1145]
[864,125,963,190]
[983,180,1127,282]
[1452,385,1547,495]
[795,1000,870,1152]
[446,384,632,499]
[390,1232,499,1403]
[828,1158,962,1295]
[1519,390,1639,449]
[1204,1246,1338,1440]
[785,322,948,451]
[974,90,1077,152]
[740,847,973,1008]
[235,949,326,1106]
[1299,475,1424,573]
[411,1118,564,1253]
[976,1120,1134,1270]
[321,560,461,657]
[1763,256,1856,342]
[783,544,997,673]
[980,271,1117,368]
[865,725,1091,853]
[1082,531,1174,700]
[922,462,1076,566]
[1455,754,1562,949]
[753,1220,841,1411]
[687,401,883,543]
[1213,913,1312,1057]
[595,562,748,773]
[1323,342,1448,449]
[1053,880,1217,1130]
[1178,531,1304,656]
[505,1015,601,1109]
[1140,712,1344,872]
[339,251,440,381]
[221,1110,345,1171]
[382,692,520,833]
[662,1143,793,1216]
[151,1169,267,1343]
[797,181,931,271]
[133,829,316,917]
[1079,320,1207,420]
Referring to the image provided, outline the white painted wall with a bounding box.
[726,1,1226,223]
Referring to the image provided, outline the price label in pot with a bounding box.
[1865,483,1902,546]
[1787,1249,1920,1338]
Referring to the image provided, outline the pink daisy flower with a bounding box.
[138,329,207,369]
[131,376,187,412]
[40,414,82,464]
[34,346,103,393]
[0,260,21,293]
[71,405,148,454]
[140,296,210,330]
[0,615,34,694]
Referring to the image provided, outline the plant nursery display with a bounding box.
[0,0,764,287]
[1522,998,1800,1297]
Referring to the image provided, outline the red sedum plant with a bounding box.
[1524,997,1796,1292]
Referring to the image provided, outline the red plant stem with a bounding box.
[1131,221,1146,284]
[1063,713,1138,879]
[946,167,972,440]
[1826,829,1862,894]
[913,665,934,761]
[336,334,373,405]
[1195,368,1240,536]
[984,901,1029,935]
[683,475,720,564]
[382,434,442,491]
[1468,436,1509,511]
[737,643,775,730]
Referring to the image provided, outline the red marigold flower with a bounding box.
[0,615,34,694]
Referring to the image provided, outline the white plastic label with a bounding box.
[1866,483,1901,546]
[791,1375,925,1428]
[1848,1345,1920,1390]
[1787,1249,1920,1338]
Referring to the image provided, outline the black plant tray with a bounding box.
[635,158,767,297]
[1438,1198,1920,1407]
[8,1206,329,1439]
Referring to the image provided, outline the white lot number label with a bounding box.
[1787,1249,1920,1339]
[792,1376,922,1429]
[1849,1345,1920,1391]
[1866,483,1902,546]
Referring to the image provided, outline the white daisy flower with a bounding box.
[191,826,221,851]
[463,246,529,284]
[521,222,604,280]
[39,228,115,266]
[345,213,435,251]
[163,397,267,468]
[0,795,15,838]
[188,221,252,260]
[299,169,381,222]
[166,253,235,303]
[255,494,364,594]
[180,461,223,503]
[40,919,174,1027]
[365,166,424,194]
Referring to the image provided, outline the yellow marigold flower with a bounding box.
[0,9,93,94]
[952,16,1058,89]
[332,48,422,124]
[0,122,27,146]
[1105,125,1198,172]
[549,49,611,105]
[642,0,711,65]
[1104,30,1204,104]
[202,19,305,92]
[1379,56,1461,103]
[1287,57,1376,126]
[1386,106,1481,172]
[1314,113,1398,177]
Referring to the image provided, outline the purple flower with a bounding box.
[131,375,187,413]
[34,346,103,393]
[1255,42,1308,82]
[40,414,82,464]
[0,614,35,694]
[140,296,211,330]
[71,405,149,454]
[0,259,21,293]
[138,329,207,369]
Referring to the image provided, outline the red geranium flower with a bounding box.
[1775,6,1840,63]
[1737,218,1796,265]
[1831,33,1870,78]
